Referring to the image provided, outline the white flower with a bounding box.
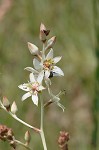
[48,89,65,112]
[33,48,64,78]
[24,49,64,81]
[18,71,45,106]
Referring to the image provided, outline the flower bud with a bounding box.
[10,141,16,149]
[58,131,70,150]
[24,131,31,145]
[40,23,46,31]
[11,101,18,114]
[46,36,56,50]
[2,96,10,111]
[7,129,14,140]
[39,30,46,43]
[28,42,39,55]
[39,23,50,43]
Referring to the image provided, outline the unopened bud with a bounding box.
[7,130,14,141]
[39,23,50,43]
[58,131,70,150]
[40,23,46,31]
[28,42,39,55]
[24,131,31,145]
[46,36,56,50]
[11,101,18,114]
[10,141,16,149]
[2,96,10,111]
[39,30,46,43]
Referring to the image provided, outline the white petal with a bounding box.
[57,102,65,112]
[24,67,38,73]
[45,70,50,78]
[32,94,38,106]
[29,73,36,82]
[53,72,61,76]
[22,92,31,101]
[53,56,62,64]
[28,42,39,55]
[33,58,41,70]
[18,84,30,91]
[46,48,53,60]
[37,71,44,84]
[38,85,45,91]
[39,62,43,68]
[53,66,64,76]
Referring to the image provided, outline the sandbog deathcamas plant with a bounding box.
[0,23,69,150]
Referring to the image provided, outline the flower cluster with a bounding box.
[18,23,64,107]
[0,124,16,149]
[58,131,70,150]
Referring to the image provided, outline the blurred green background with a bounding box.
[0,0,99,150]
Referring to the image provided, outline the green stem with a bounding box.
[40,95,47,150]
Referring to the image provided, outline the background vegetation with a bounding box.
[0,0,99,150]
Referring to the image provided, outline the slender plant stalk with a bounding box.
[40,95,47,150]
[42,43,45,61]
[14,139,31,150]
[13,115,40,133]
[0,100,40,133]
[39,42,48,150]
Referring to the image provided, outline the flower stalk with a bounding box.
[42,43,46,60]
[14,139,31,150]
[40,95,47,150]
[0,100,40,133]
